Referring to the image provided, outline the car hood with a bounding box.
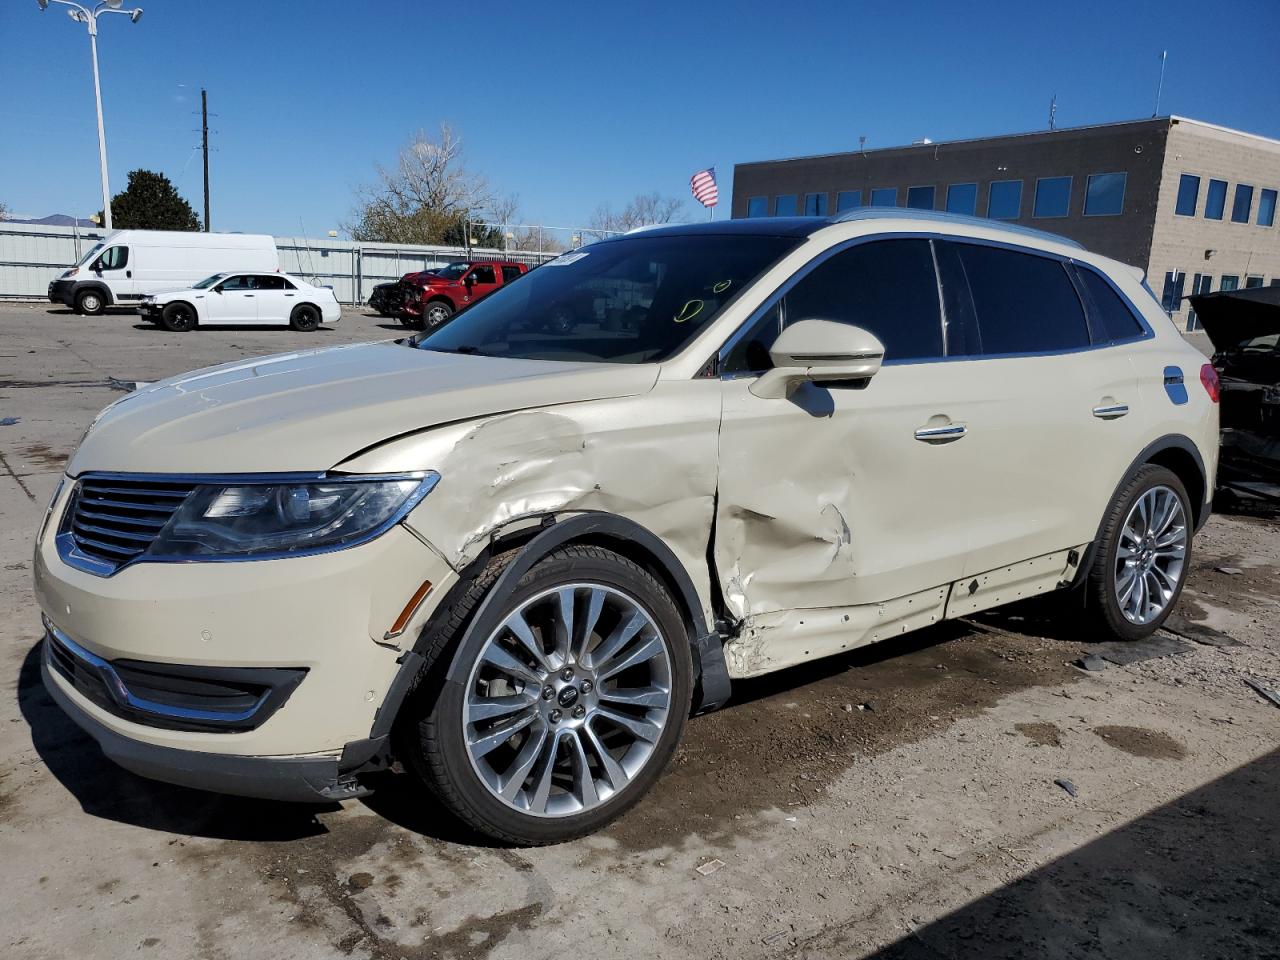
[68,342,659,475]
[1190,287,1280,355]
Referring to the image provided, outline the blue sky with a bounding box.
[2,0,1278,235]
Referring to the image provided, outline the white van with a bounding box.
[47,230,279,315]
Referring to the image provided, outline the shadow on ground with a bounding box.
[834,749,1280,960]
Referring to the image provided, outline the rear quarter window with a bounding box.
[950,243,1090,355]
[1074,267,1146,343]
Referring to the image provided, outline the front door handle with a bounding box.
[126,270,132,278]
[914,424,967,443]
[244,294,255,298]
[1092,403,1129,420]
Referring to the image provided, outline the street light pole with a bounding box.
[36,0,143,232]
[86,17,112,229]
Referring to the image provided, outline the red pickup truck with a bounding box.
[401,260,528,328]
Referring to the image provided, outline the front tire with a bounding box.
[1083,465,1192,641]
[403,545,692,845]
[160,301,197,332]
[75,290,105,316]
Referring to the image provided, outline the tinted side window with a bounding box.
[470,265,497,284]
[953,244,1089,354]
[500,265,522,283]
[218,275,250,290]
[1074,267,1145,342]
[784,239,944,361]
[97,246,128,270]
[255,275,286,290]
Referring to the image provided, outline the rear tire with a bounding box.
[75,290,105,316]
[160,301,197,332]
[401,545,692,845]
[1083,464,1192,641]
[290,304,321,332]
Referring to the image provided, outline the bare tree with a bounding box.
[345,125,493,244]
[585,192,685,240]
[0,200,8,222]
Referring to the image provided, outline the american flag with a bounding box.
[690,167,719,208]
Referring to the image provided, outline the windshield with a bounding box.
[416,235,798,363]
[192,273,227,289]
[425,262,470,281]
[76,243,104,267]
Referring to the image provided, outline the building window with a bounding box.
[1175,174,1200,217]
[870,187,898,207]
[1033,176,1072,218]
[906,185,935,210]
[946,183,977,216]
[1260,189,1277,227]
[1084,173,1126,216]
[1204,179,1227,220]
[803,192,829,216]
[1246,275,1264,288]
[774,195,797,217]
[1220,275,1239,291]
[1231,184,1254,223]
[987,180,1022,219]
[746,196,768,218]
[1160,271,1186,314]
[1187,274,1212,330]
[836,190,862,212]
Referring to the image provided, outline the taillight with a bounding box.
[1199,363,1220,403]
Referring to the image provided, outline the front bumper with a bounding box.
[43,648,364,801]
[49,278,74,305]
[33,479,459,766]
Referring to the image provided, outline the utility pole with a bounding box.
[1048,93,1057,131]
[201,88,211,232]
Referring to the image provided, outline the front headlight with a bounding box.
[148,472,438,559]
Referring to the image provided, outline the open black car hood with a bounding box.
[1189,287,1280,354]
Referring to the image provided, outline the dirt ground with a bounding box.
[0,303,1276,960]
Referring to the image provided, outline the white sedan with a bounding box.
[139,272,341,332]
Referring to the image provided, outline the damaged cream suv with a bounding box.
[35,210,1219,844]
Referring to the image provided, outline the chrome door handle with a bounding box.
[1092,403,1129,419]
[914,424,967,443]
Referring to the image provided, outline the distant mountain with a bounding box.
[6,214,99,227]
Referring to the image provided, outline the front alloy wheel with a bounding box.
[404,545,692,845]
[464,583,673,818]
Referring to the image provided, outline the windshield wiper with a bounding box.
[420,344,483,356]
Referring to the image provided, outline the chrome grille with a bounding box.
[64,476,196,570]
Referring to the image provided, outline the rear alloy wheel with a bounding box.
[290,304,321,332]
[75,290,105,316]
[160,301,197,332]
[405,545,692,845]
[1084,465,1192,640]
[425,300,454,328]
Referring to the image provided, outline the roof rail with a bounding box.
[828,207,1083,249]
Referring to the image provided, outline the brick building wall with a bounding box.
[1148,119,1280,330]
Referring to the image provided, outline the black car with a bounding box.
[1191,286,1280,502]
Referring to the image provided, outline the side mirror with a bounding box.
[464,275,475,288]
[213,285,224,294]
[750,319,885,399]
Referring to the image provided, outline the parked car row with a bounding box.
[47,229,338,332]
[368,260,529,328]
